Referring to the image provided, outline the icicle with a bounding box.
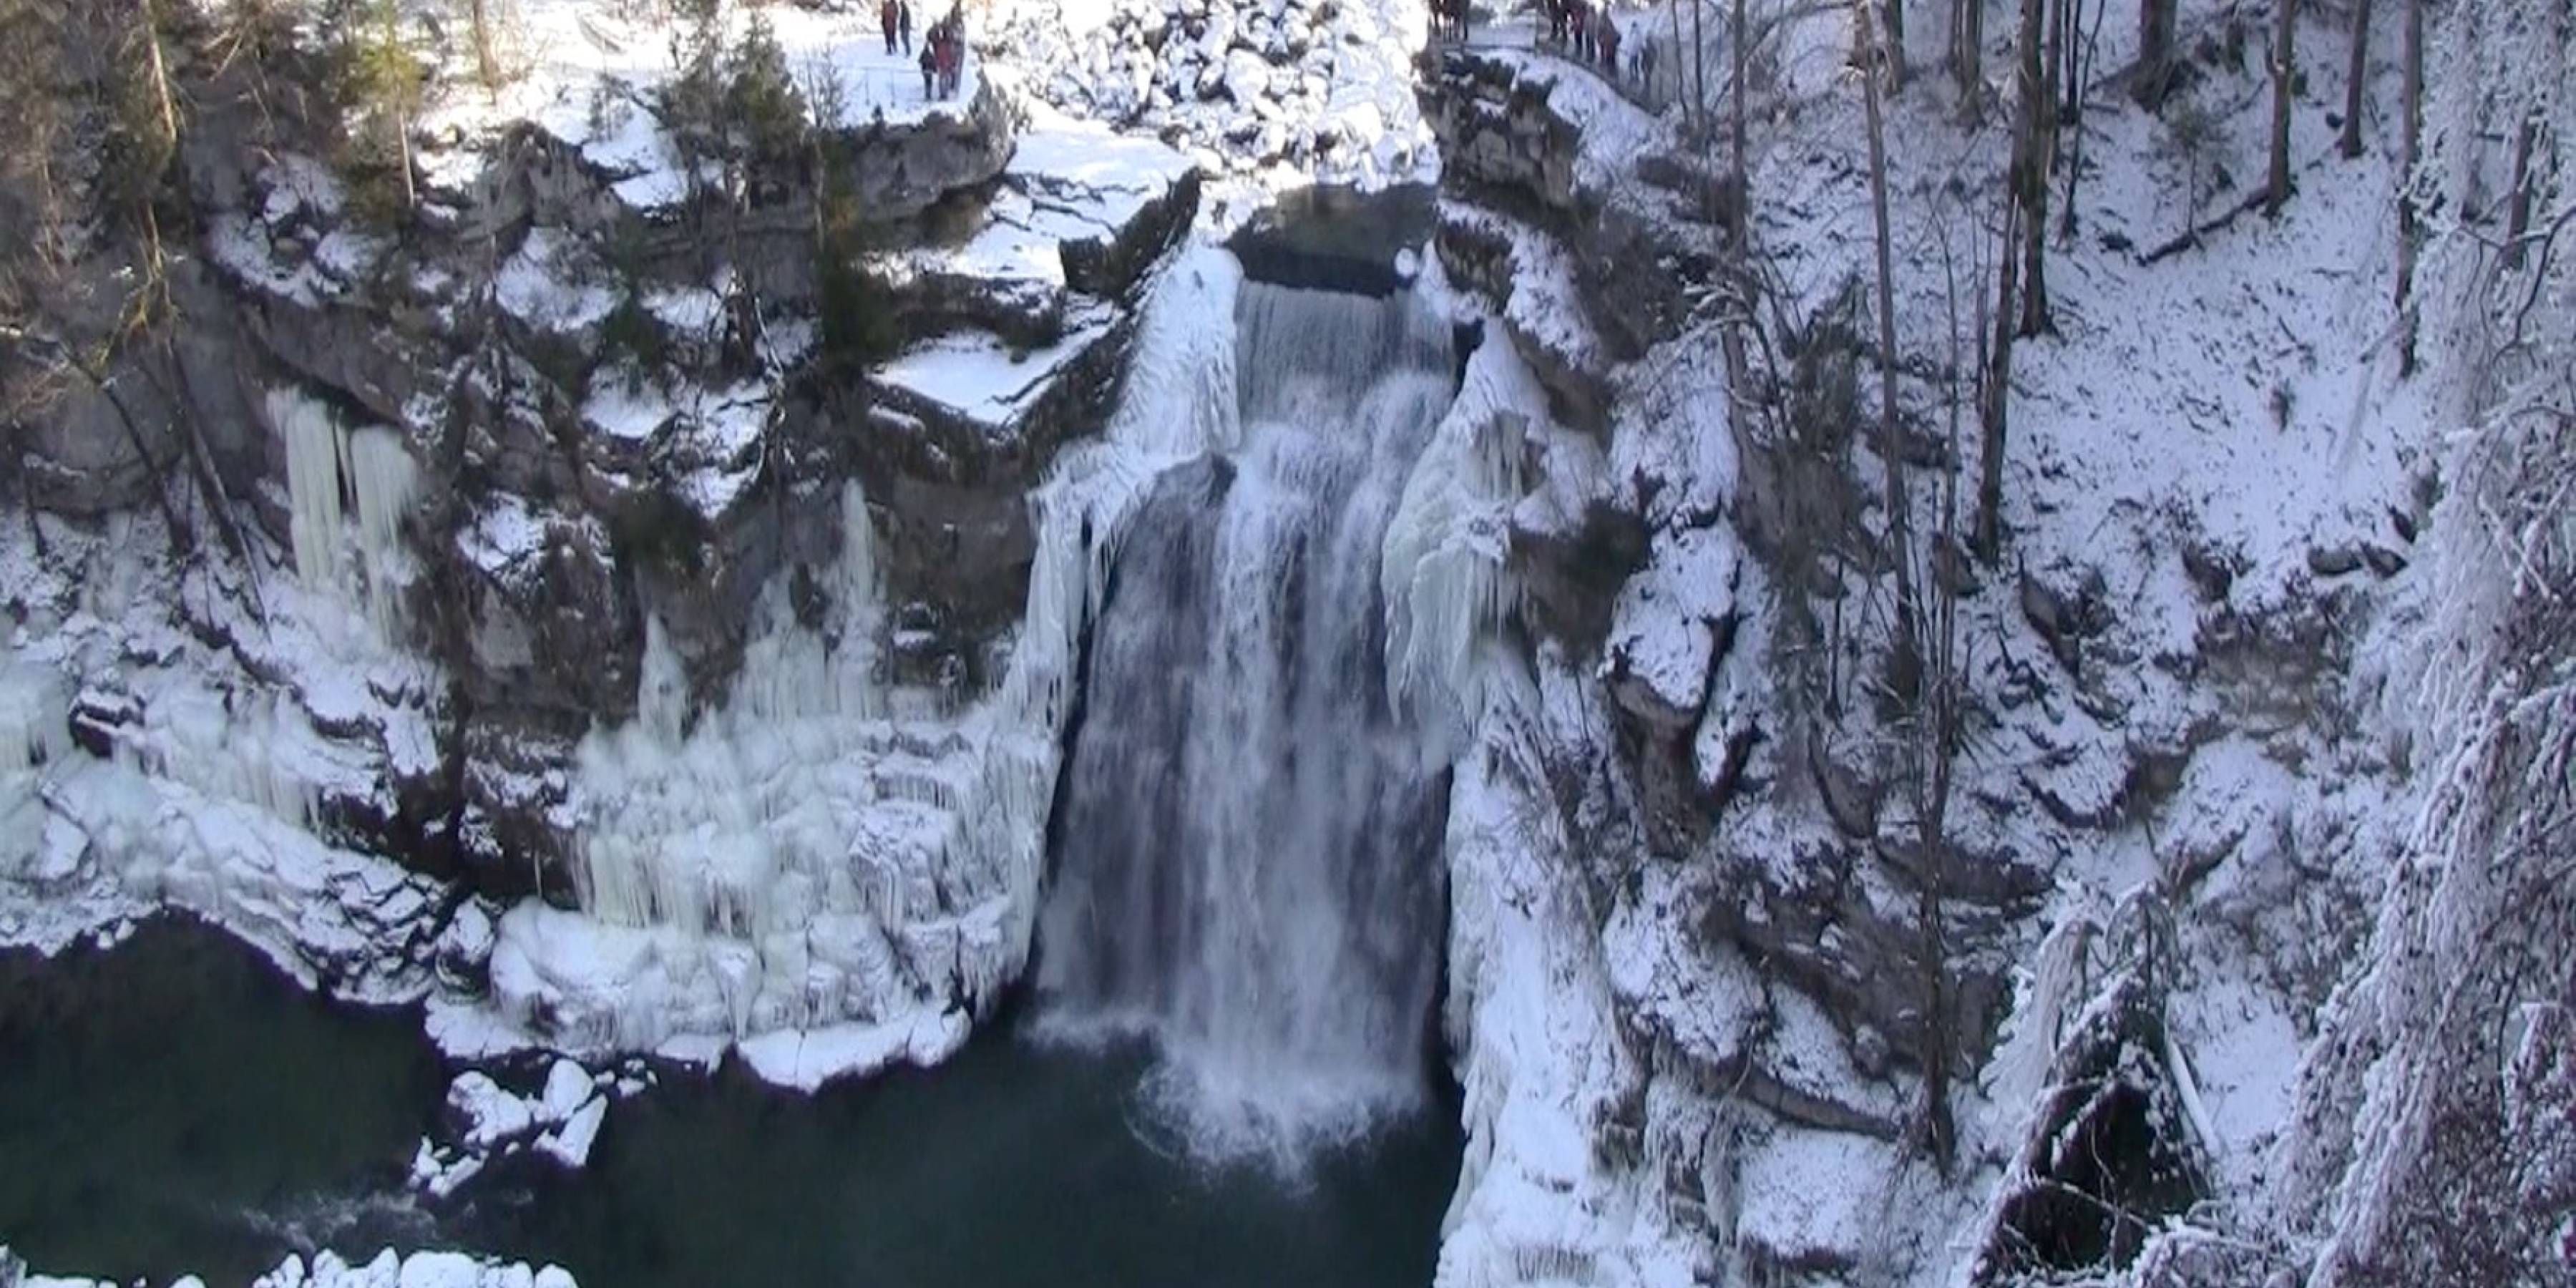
[344,424,420,635]
[270,388,348,592]
[0,662,69,774]
[265,387,421,638]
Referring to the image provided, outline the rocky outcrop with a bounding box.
[1418,45,1723,365]
[5,8,1195,910]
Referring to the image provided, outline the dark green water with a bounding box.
[0,917,1462,1287]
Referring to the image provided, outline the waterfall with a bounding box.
[1037,279,1460,1160]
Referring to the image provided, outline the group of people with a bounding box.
[917,6,968,100]
[1430,0,1473,42]
[877,0,914,55]
[1539,0,1621,76]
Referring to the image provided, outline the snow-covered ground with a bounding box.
[987,0,1438,225]
[417,0,991,211]
[6,1246,577,1288]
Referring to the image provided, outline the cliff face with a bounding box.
[1,4,1199,1053]
[1413,17,2454,1284]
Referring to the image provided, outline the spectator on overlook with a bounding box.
[1596,10,1618,77]
[880,0,897,55]
[899,0,914,54]
[919,38,937,99]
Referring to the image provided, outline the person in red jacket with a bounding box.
[880,0,898,54]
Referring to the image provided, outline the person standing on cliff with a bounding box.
[899,0,914,54]
[919,37,937,99]
[1596,11,1618,77]
[880,0,898,55]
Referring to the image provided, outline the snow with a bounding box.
[494,228,617,336]
[735,1009,971,1091]
[1601,522,1740,722]
[417,0,992,213]
[458,244,1249,1088]
[534,1093,608,1169]
[5,1246,577,1288]
[876,306,1118,431]
[449,1070,539,1148]
[1382,303,1541,740]
[988,0,1435,223]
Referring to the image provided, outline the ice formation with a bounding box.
[1037,274,1466,1161]
[487,244,1256,1083]
[1382,323,1543,744]
[269,388,421,638]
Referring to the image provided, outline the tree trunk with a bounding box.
[1693,0,1709,128]
[2503,111,2539,270]
[2059,0,2107,240]
[1886,0,1908,88]
[2338,0,2371,158]
[1669,0,1692,131]
[2135,0,2175,107]
[2394,0,2421,373]
[1956,0,1984,121]
[1730,0,1750,245]
[2265,0,2297,216]
[1859,0,1915,633]
[469,0,499,91]
[2015,0,2053,336]
[140,0,177,150]
[1978,109,2029,560]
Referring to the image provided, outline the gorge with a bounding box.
[4,0,2571,1284]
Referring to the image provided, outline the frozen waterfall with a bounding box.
[1037,279,1460,1160]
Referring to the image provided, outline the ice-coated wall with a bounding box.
[484,245,1255,1085]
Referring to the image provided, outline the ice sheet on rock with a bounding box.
[877,308,1117,431]
[448,1071,537,1148]
[1735,1132,1902,1270]
[534,1094,608,1169]
[466,243,1252,1089]
[248,1249,577,1288]
[1602,523,1741,721]
[495,228,617,336]
[1435,661,1712,1288]
[1439,203,1608,381]
[1381,316,1542,738]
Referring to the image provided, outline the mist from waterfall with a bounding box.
[1036,278,1459,1165]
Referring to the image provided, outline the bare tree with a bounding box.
[1953,0,1985,120]
[1858,0,1916,635]
[2394,0,2421,372]
[1885,0,1908,89]
[2502,110,2540,270]
[2013,0,2054,335]
[467,0,500,91]
[2338,0,2371,158]
[1730,0,1750,245]
[1910,208,1975,1175]
[2058,0,2108,238]
[2265,0,2298,215]
[2135,0,2176,106]
[1975,0,2046,560]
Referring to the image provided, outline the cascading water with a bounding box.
[1037,279,1460,1160]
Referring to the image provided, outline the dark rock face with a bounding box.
[1416,47,1719,364]
[1227,183,1438,296]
